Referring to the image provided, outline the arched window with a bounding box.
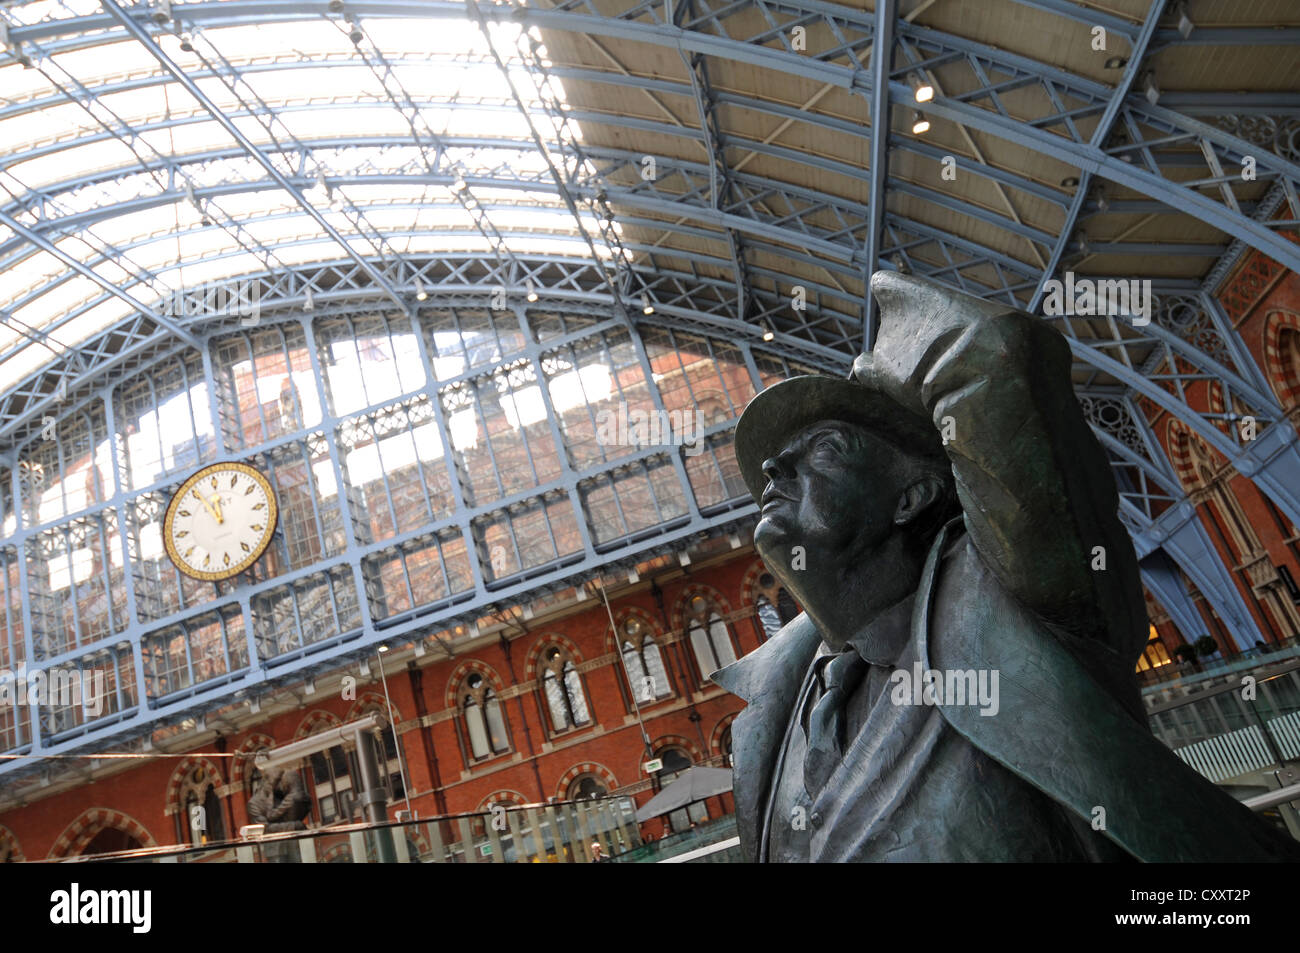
[618,616,672,703]
[755,595,782,640]
[567,774,608,800]
[685,594,737,681]
[721,725,734,767]
[462,673,510,761]
[540,646,590,732]
[176,763,226,847]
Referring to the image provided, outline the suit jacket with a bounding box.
[713,290,1300,863]
[713,519,1300,862]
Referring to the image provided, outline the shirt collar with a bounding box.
[840,591,916,667]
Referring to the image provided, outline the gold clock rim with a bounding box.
[162,462,279,582]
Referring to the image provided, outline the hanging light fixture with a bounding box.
[909,73,934,103]
[414,278,428,302]
[911,111,930,135]
[761,322,775,342]
[526,279,539,302]
[303,287,315,312]
[641,295,654,315]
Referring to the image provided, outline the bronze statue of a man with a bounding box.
[712,271,1299,862]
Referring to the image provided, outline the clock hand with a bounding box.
[208,494,225,525]
[191,489,221,523]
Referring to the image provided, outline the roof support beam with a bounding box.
[862,0,893,350]
[99,0,412,317]
[681,33,754,324]
[1030,0,1168,314]
[0,207,200,350]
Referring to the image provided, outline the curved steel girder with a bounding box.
[0,154,1038,325]
[5,1,1294,269]
[1060,333,1292,476]
[0,52,1070,213]
[0,188,878,366]
[3,103,1068,280]
[0,252,857,451]
[8,187,1243,452]
[2,131,1141,352]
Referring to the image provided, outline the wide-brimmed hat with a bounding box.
[734,271,979,506]
[734,373,945,506]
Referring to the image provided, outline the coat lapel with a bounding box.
[711,613,823,861]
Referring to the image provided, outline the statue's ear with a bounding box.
[894,473,944,527]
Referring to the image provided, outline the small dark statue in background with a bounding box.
[247,756,311,834]
[713,271,1300,862]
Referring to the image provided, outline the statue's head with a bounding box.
[735,373,957,608]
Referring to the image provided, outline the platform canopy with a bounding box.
[636,765,734,821]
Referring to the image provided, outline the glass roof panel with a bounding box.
[0,7,591,400]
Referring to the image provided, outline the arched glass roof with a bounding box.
[0,1,624,393]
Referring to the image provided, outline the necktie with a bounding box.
[803,649,868,797]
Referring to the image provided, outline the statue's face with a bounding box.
[753,420,901,582]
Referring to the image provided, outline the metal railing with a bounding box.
[36,796,642,864]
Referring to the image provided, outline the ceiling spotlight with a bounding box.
[1061,175,1079,188]
[909,73,934,103]
[451,176,467,193]
[1096,192,1110,212]
[179,32,194,53]
[526,280,539,302]
[303,287,315,312]
[641,295,654,315]
[151,0,172,25]
[1104,56,1127,70]
[761,322,775,342]
[911,111,930,135]
[415,278,428,302]
[329,0,345,11]
[377,644,389,653]
[891,254,911,275]
[1175,2,1194,40]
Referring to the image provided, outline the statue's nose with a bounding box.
[762,454,791,483]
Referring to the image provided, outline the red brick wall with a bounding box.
[0,550,771,858]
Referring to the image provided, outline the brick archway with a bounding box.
[555,762,619,800]
[709,713,737,758]
[347,691,403,724]
[444,659,507,709]
[293,709,341,740]
[650,733,705,765]
[231,733,276,789]
[672,584,734,631]
[0,824,23,863]
[1263,309,1300,408]
[477,789,529,811]
[48,808,157,859]
[163,755,228,818]
[603,605,662,654]
[524,633,584,680]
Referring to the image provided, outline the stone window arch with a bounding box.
[682,591,738,682]
[539,644,590,732]
[173,760,227,847]
[615,613,673,703]
[460,671,511,761]
[1263,310,1300,409]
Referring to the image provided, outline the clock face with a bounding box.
[163,462,278,582]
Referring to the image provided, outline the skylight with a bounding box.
[0,2,593,396]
